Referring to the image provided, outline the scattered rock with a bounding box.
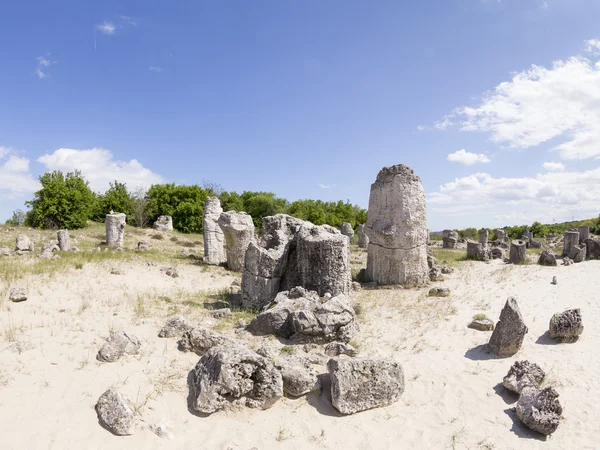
[488,297,528,356]
[15,234,33,251]
[328,357,404,414]
[468,318,494,331]
[210,308,232,319]
[357,224,369,248]
[569,244,586,263]
[516,387,562,436]
[153,215,173,232]
[324,341,358,357]
[467,241,488,261]
[57,230,71,251]
[428,287,450,297]
[442,230,458,249]
[95,389,138,436]
[562,230,579,257]
[549,309,583,341]
[158,316,192,338]
[563,257,574,266]
[191,344,283,413]
[538,250,557,266]
[177,326,236,354]
[338,222,354,241]
[503,360,545,394]
[137,241,150,251]
[9,287,27,302]
[551,276,557,285]
[274,355,323,396]
[97,331,141,362]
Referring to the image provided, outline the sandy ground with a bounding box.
[1,227,598,449]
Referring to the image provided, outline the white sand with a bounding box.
[1,252,598,449]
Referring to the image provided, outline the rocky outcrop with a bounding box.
[365,164,429,286]
[218,211,255,272]
[357,224,369,248]
[478,228,489,246]
[203,197,226,265]
[538,250,557,266]
[442,230,458,249]
[191,344,283,413]
[495,229,507,242]
[562,230,579,257]
[467,241,487,261]
[549,309,583,341]
[158,316,192,338]
[153,215,173,232]
[585,238,600,260]
[15,234,33,251]
[250,287,358,343]
[177,326,236,354]
[516,387,562,435]
[97,331,141,362]
[105,213,126,247]
[503,360,545,394]
[578,225,589,242]
[338,222,354,242]
[57,230,71,251]
[274,355,323,396]
[569,244,586,263]
[488,297,528,356]
[509,240,527,264]
[96,389,138,436]
[328,357,405,414]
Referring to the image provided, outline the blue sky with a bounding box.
[2,0,600,230]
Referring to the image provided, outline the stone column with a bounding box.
[562,230,579,257]
[495,229,507,242]
[218,211,255,272]
[57,230,71,251]
[578,226,590,242]
[202,197,226,265]
[105,213,126,247]
[365,164,429,286]
[467,241,486,261]
[357,224,369,249]
[509,240,527,264]
[442,230,458,248]
[338,222,354,242]
[478,228,489,246]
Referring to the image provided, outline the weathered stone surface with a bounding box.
[210,308,232,319]
[158,316,192,338]
[529,240,542,249]
[495,229,507,242]
[281,223,352,297]
[585,238,600,260]
[338,222,354,241]
[105,213,126,247]
[191,344,283,413]
[162,266,179,278]
[490,248,505,260]
[563,230,579,257]
[365,164,429,286]
[96,389,138,436]
[552,276,557,285]
[488,297,528,356]
[549,309,583,341]
[250,287,358,343]
[274,356,323,396]
[563,257,574,266]
[569,244,586,263]
[516,387,562,435]
[203,197,226,265]
[177,326,235,354]
[578,225,590,242]
[324,341,358,357]
[15,234,33,251]
[57,230,71,251]
[429,265,444,282]
[538,250,557,266]
[0,247,11,256]
[328,357,404,414]
[97,331,141,362]
[357,224,369,248]
[503,360,545,394]
[153,215,173,232]
[467,241,487,261]
[428,287,450,297]
[468,318,494,331]
[137,241,150,251]
[509,240,527,264]
[9,287,27,302]
[442,230,458,249]
[218,211,255,272]
[478,228,489,246]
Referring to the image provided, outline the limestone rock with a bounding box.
[538,250,557,266]
[365,164,429,286]
[9,287,27,302]
[357,224,369,248]
[203,197,226,265]
[478,228,489,246]
[218,211,255,272]
[153,215,173,232]
[495,229,507,242]
[97,331,141,362]
[274,355,323,396]
[549,309,583,341]
[57,230,71,251]
[338,222,354,241]
[569,244,586,263]
[516,387,562,436]
[467,241,487,261]
[177,326,235,354]
[15,234,33,251]
[429,266,444,282]
[490,248,505,259]
[585,238,600,260]
[551,276,557,285]
[0,247,11,256]
[105,213,126,247]
[562,230,579,257]
[191,344,283,413]
[442,230,458,249]
[578,225,589,242]
[210,308,232,319]
[503,360,545,394]
[158,316,192,338]
[95,389,138,436]
[428,287,450,297]
[488,297,528,356]
[324,341,358,357]
[468,319,494,331]
[509,240,527,264]
[328,357,405,414]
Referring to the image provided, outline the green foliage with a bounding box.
[457,227,477,240]
[239,192,288,228]
[92,181,135,221]
[146,184,211,233]
[287,199,365,229]
[26,171,95,229]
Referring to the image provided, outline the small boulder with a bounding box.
[551,276,557,285]
[177,326,235,354]
[468,318,494,331]
[153,215,173,232]
[503,360,545,394]
[15,234,33,251]
[563,257,574,266]
[210,308,232,319]
[549,309,583,341]
[569,245,586,263]
[96,389,138,436]
[516,387,562,435]
[538,250,557,267]
[137,241,150,251]
[158,316,192,338]
[488,297,528,356]
[324,341,358,357]
[328,357,404,414]
[97,331,141,362]
[428,287,450,297]
[9,287,27,302]
[274,355,323,396]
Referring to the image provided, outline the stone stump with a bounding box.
[467,241,486,261]
[357,224,369,249]
[57,230,71,251]
[338,222,354,242]
[509,240,527,264]
[478,228,489,246]
[15,234,33,251]
[365,165,429,286]
[562,230,579,257]
[203,197,226,265]
[153,215,173,232]
[578,226,590,242]
[218,211,255,272]
[442,230,458,249]
[495,229,507,242]
[585,238,600,260]
[105,213,126,247]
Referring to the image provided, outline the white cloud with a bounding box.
[433,40,600,160]
[34,55,55,79]
[543,161,565,172]
[36,56,51,67]
[97,22,116,35]
[319,184,335,189]
[37,148,164,192]
[585,39,600,54]
[149,66,163,73]
[120,15,138,26]
[0,150,39,199]
[447,149,490,165]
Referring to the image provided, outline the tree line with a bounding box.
[6,170,367,233]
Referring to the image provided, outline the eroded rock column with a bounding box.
[203,197,226,265]
[218,211,255,272]
[105,213,126,247]
[357,224,369,249]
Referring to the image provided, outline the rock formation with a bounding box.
[158,316,192,338]
[202,197,226,265]
[503,360,545,394]
[9,287,27,302]
[488,297,528,356]
[569,244,586,263]
[97,331,141,362]
[357,224,369,248]
[495,229,507,242]
[467,241,487,261]
[15,234,33,251]
[96,389,138,436]
[585,238,600,259]
[338,222,354,242]
[478,228,489,246]
[365,164,429,286]
[516,387,562,435]
[538,250,557,266]
[549,309,583,341]
[578,225,590,242]
[105,213,126,247]
[153,215,173,232]
[442,230,458,248]
[57,230,70,251]
[509,240,527,264]
[563,230,579,257]
[218,211,255,272]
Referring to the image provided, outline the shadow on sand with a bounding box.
[504,407,548,441]
[464,344,505,361]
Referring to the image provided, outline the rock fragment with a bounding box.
[488,297,528,356]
